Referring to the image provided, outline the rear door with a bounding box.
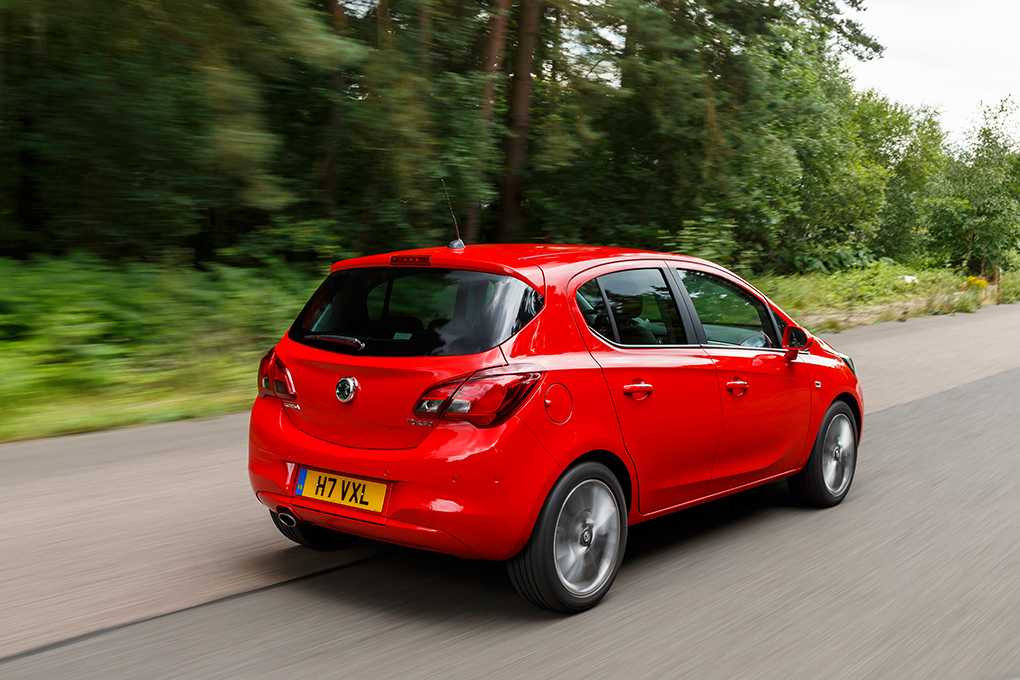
[671,267,811,491]
[572,263,722,513]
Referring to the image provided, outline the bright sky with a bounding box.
[845,0,1020,141]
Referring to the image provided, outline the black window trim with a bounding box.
[594,277,621,344]
[574,263,701,350]
[668,266,786,353]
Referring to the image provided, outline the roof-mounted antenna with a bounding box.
[441,179,465,249]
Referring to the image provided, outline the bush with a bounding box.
[999,271,1020,304]
[0,256,319,439]
[750,262,967,314]
[750,261,988,330]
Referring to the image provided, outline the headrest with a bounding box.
[607,292,644,321]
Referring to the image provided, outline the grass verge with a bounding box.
[0,256,317,441]
[1,257,1016,442]
[750,262,1005,333]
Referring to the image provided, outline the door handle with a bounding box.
[622,382,654,398]
[726,379,749,394]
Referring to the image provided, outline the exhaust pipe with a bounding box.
[277,509,298,528]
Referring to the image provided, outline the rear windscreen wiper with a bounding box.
[304,334,366,350]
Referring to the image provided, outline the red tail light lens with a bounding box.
[412,365,544,427]
[258,349,297,401]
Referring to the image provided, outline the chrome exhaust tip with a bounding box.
[277,510,298,528]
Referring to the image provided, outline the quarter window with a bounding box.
[677,270,778,348]
[575,269,688,346]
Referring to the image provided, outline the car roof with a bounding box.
[331,244,714,287]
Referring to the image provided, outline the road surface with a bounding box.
[3,305,1020,678]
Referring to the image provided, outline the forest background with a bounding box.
[2,0,1020,439]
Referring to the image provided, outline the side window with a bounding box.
[575,269,688,346]
[677,270,778,348]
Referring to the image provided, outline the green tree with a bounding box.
[924,100,1020,275]
[851,91,946,261]
[0,0,359,258]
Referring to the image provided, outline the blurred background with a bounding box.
[2,0,1020,440]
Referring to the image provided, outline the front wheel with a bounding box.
[507,462,627,613]
[788,401,858,507]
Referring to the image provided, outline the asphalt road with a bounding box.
[4,305,1020,678]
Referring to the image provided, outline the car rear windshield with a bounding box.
[289,267,544,357]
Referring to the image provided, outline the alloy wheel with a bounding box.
[821,413,855,497]
[553,479,622,596]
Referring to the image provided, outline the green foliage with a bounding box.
[218,218,360,273]
[998,271,1020,304]
[0,256,317,439]
[750,261,988,334]
[920,101,1020,275]
[0,0,361,258]
[0,0,899,271]
[0,0,1018,275]
[851,92,945,260]
[753,261,961,311]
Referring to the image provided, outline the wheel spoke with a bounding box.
[576,483,594,517]
[822,455,835,488]
[564,550,586,583]
[553,479,621,596]
[838,420,854,452]
[820,414,855,496]
[590,490,616,528]
[554,529,573,562]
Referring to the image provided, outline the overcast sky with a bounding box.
[844,0,1020,141]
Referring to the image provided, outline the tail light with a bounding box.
[258,349,297,400]
[412,365,544,427]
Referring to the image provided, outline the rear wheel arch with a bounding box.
[506,448,635,561]
[567,450,634,513]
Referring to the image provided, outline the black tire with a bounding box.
[788,401,858,507]
[269,510,358,551]
[507,462,628,613]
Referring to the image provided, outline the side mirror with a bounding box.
[782,325,812,360]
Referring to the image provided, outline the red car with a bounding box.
[249,244,862,612]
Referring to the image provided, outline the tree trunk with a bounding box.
[965,222,975,270]
[323,0,348,213]
[550,7,561,82]
[497,0,541,243]
[377,0,393,49]
[464,0,513,244]
[418,0,432,73]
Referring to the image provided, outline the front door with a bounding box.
[573,264,722,514]
[673,268,811,493]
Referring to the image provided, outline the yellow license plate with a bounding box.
[295,468,388,513]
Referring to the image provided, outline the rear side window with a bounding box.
[291,267,543,356]
[677,270,778,348]
[575,268,688,346]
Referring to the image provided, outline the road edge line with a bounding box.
[0,552,382,667]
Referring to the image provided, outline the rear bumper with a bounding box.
[248,396,561,560]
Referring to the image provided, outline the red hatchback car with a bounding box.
[249,244,862,612]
